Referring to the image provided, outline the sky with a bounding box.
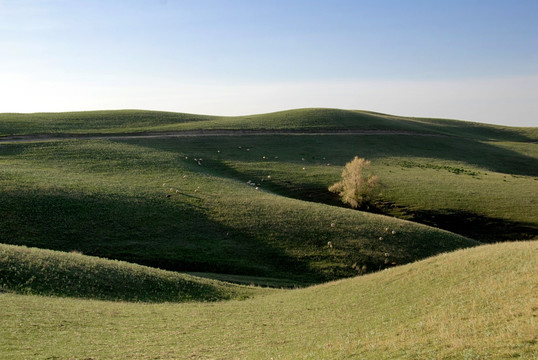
[1,0,537,126]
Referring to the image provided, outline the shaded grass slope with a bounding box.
[1,241,535,359]
[0,243,267,302]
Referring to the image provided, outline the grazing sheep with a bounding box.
[379,237,384,241]
[391,230,397,235]
[327,241,333,248]
[330,223,336,227]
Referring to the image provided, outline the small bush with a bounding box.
[329,156,380,208]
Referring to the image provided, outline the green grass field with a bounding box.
[1,108,537,140]
[0,108,536,358]
[1,241,535,359]
[0,136,484,284]
[0,243,270,302]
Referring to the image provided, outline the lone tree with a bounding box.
[329,156,380,209]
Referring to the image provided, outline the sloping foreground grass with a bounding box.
[1,241,535,359]
[0,244,268,302]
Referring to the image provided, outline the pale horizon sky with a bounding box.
[1,0,537,126]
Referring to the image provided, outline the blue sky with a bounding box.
[1,0,537,126]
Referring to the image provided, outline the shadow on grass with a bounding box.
[374,201,538,243]
[184,157,536,243]
[0,190,317,284]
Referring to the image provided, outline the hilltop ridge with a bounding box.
[1,108,536,141]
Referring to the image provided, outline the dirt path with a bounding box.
[0,129,448,143]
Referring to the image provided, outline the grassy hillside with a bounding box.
[1,241,535,359]
[0,243,269,302]
[0,108,535,358]
[0,109,538,283]
[2,108,537,141]
[0,108,536,283]
[0,139,478,285]
[0,110,215,135]
[168,133,536,241]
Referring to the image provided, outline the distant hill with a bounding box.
[1,108,536,141]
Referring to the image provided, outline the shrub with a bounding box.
[329,156,380,208]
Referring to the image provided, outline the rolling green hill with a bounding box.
[0,137,480,285]
[0,243,270,302]
[1,108,536,285]
[1,108,537,141]
[0,108,536,358]
[1,241,535,359]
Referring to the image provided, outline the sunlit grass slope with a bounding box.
[1,108,536,141]
[0,243,269,302]
[1,241,535,359]
[0,139,478,284]
[0,110,215,135]
[161,133,535,241]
